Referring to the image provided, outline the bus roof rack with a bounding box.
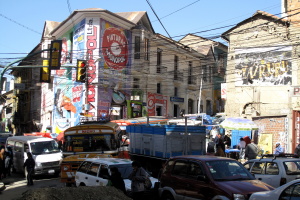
[79,117,110,124]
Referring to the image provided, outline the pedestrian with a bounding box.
[275,142,284,155]
[223,134,231,149]
[294,144,300,157]
[0,146,5,180]
[210,126,219,139]
[128,161,147,200]
[237,137,246,161]
[214,133,225,157]
[243,136,251,147]
[207,137,216,155]
[245,140,259,160]
[23,152,35,186]
[109,167,126,194]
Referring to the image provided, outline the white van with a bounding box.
[6,136,63,176]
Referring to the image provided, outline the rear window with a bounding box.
[283,161,300,175]
[109,164,133,179]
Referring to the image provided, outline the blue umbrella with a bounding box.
[220,117,258,130]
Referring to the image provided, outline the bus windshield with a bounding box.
[63,134,117,152]
[30,140,61,155]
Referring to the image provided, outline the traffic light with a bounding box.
[76,60,87,82]
[49,40,62,70]
[40,59,51,83]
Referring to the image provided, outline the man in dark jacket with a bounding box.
[110,167,126,194]
[23,152,35,186]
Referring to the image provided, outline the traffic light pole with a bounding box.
[0,48,52,91]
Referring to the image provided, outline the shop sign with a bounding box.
[170,97,184,102]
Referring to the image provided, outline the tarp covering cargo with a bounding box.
[127,125,206,158]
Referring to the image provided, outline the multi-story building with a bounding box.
[221,0,300,153]
[5,8,226,135]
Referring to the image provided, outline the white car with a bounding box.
[243,154,300,188]
[75,157,158,192]
[250,179,300,200]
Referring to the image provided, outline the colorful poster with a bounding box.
[98,19,132,117]
[147,92,168,117]
[235,46,292,86]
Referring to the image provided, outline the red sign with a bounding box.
[102,27,128,70]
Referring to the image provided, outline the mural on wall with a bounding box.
[147,92,168,117]
[235,46,292,86]
[52,20,86,133]
[98,19,132,117]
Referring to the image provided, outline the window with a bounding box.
[87,163,100,176]
[281,184,300,198]
[172,160,188,176]
[174,87,178,96]
[78,161,91,173]
[188,61,192,84]
[188,162,203,179]
[265,162,279,175]
[133,78,140,89]
[144,38,149,61]
[174,55,178,80]
[99,165,110,179]
[134,36,140,59]
[284,161,300,175]
[15,142,22,152]
[157,48,162,73]
[157,83,161,94]
[251,162,265,174]
[203,66,207,82]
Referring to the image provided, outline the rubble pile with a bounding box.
[17,186,132,200]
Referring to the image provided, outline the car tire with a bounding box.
[161,192,174,200]
[79,183,86,186]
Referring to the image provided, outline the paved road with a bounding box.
[0,173,64,200]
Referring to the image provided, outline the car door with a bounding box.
[168,159,189,198]
[76,161,92,186]
[184,161,216,200]
[264,162,281,187]
[85,162,103,186]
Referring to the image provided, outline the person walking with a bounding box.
[23,152,35,186]
[128,161,147,200]
[238,137,246,161]
[207,137,216,155]
[223,134,231,149]
[110,167,126,194]
[245,140,259,160]
[214,133,225,157]
[275,142,284,155]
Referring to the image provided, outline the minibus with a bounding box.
[6,136,63,176]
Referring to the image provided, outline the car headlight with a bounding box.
[36,162,42,167]
[233,194,246,200]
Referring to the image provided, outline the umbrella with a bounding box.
[220,117,258,130]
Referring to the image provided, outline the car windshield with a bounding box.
[110,164,133,179]
[30,140,60,155]
[206,160,254,181]
[283,161,300,175]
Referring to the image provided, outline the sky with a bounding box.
[0,0,282,67]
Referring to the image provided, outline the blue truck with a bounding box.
[126,124,207,178]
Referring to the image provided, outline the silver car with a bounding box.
[244,154,300,188]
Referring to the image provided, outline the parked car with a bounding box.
[75,157,158,192]
[249,179,300,200]
[243,154,300,188]
[159,155,274,200]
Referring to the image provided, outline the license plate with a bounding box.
[48,169,55,174]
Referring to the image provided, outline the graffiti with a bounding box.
[235,46,292,86]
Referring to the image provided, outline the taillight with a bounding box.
[280,177,286,186]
